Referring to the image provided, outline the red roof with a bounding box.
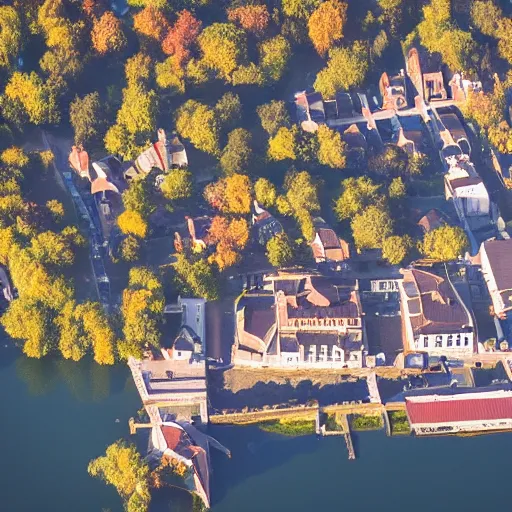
[406,395,512,425]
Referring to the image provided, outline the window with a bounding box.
[455,335,461,347]
[464,337,469,346]
[177,351,182,357]
[435,336,442,348]
[424,337,428,348]
[287,357,294,363]
[447,335,453,347]
[321,345,328,361]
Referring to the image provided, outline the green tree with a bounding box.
[88,440,151,512]
[175,100,220,155]
[351,205,393,250]
[317,125,347,168]
[421,225,468,261]
[257,100,291,136]
[314,42,369,98]
[0,6,21,69]
[173,253,219,301]
[334,177,382,220]
[215,92,242,130]
[282,0,321,19]
[198,23,247,81]
[220,128,253,175]
[160,168,193,201]
[388,177,407,199]
[69,92,103,146]
[382,234,413,265]
[268,126,298,161]
[255,178,277,208]
[266,233,294,267]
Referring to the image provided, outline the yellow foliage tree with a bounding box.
[268,126,297,161]
[317,125,347,168]
[118,210,148,238]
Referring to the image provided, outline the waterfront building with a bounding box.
[234,271,365,368]
[406,389,512,435]
[480,238,512,320]
[398,268,474,357]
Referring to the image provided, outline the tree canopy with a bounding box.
[308,0,348,56]
[266,233,294,267]
[317,125,347,168]
[421,225,468,261]
[334,177,382,221]
[351,205,393,250]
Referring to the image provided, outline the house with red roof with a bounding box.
[310,218,349,265]
[398,268,474,357]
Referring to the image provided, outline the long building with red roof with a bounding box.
[406,390,512,436]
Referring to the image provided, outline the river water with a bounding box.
[2,346,512,512]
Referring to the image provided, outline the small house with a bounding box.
[310,218,349,264]
[252,202,283,246]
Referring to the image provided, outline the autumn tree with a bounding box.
[259,35,291,84]
[282,0,321,19]
[125,52,153,87]
[268,126,298,161]
[317,125,347,168]
[334,177,382,220]
[122,178,155,218]
[388,177,407,199]
[220,128,253,175]
[228,4,270,36]
[198,22,247,81]
[70,92,103,146]
[160,169,193,201]
[257,100,291,136]
[4,72,59,125]
[133,5,169,44]
[91,11,127,55]
[421,225,468,261]
[255,178,277,208]
[266,233,294,267]
[119,235,141,262]
[88,440,151,512]
[118,210,148,238]
[155,56,185,94]
[161,9,201,68]
[204,174,252,214]
[175,100,220,155]
[382,235,413,265]
[351,205,393,250]
[208,216,250,270]
[308,0,347,56]
[488,121,512,154]
[314,41,369,98]
[119,267,164,359]
[215,92,242,131]
[471,0,503,37]
[173,253,219,301]
[0,6,21,69]
[369,144,408,178]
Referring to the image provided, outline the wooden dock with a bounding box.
[321,413,355,460]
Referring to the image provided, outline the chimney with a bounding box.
[157,128,166,144]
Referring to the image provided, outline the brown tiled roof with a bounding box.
[417,209,445,233]
[404,269,470,335]
[483,239,512,292]
[242,295,276,340]
[448,176,483,189]
[317,228,340,249]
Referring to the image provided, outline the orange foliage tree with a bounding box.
[308,0,348,56]
[227,4,270,36]
[91,11,127,55]
[82,0,107,18]
[133,6,170,43]
[161,10,202,68]
[208,216,250,270]
[204,174,253,214]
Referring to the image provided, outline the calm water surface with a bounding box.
[2,345,512,512]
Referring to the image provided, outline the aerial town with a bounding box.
[1,1,512,511]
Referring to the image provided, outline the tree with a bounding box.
[204,174,252,214]
[268,126,298,161]
[334,177,382,220]
[116,84,157,140]
[308,0,348,56]
[46,199,65,223]
[120,267,164,358]
[255,178,277,208]
[91,11,127,55]
[198,23,247,80]
[470,0,503,37]
[173,253,219,301]
[317,125,347,168]
[215,92,242,130]
[388,176,407,199]
[266,233,294,267]
[161,9,202,68]
[122,179,155,218]
[208,216,250,270]
[421,225,468,261]
[30,231,76,267]
[257,100,291,136]
[120,235,141,262]
[497,18,512,64]
[69,92,103,146]
[220,128,253,175]
[0,6,21,69]
[160,169,193,201]
[285,170,320,213]
[369,144,408,178]
[133,5,170,43]
[382,235,412,265]
[259,35,291,84]
[463,88,504,133]
[79,301,116,365]
[55,300,88,362]
[4,72,59,125]
[175,100,220,155]
[351,205,393,250]
[282,0,321,19]
[228,4,270,36]
[118,210,148,238]
[314,42,369,98]
[155,56,185,94]
[488,121,512,154]
[88,440,151,512]
[125,52,153,87]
